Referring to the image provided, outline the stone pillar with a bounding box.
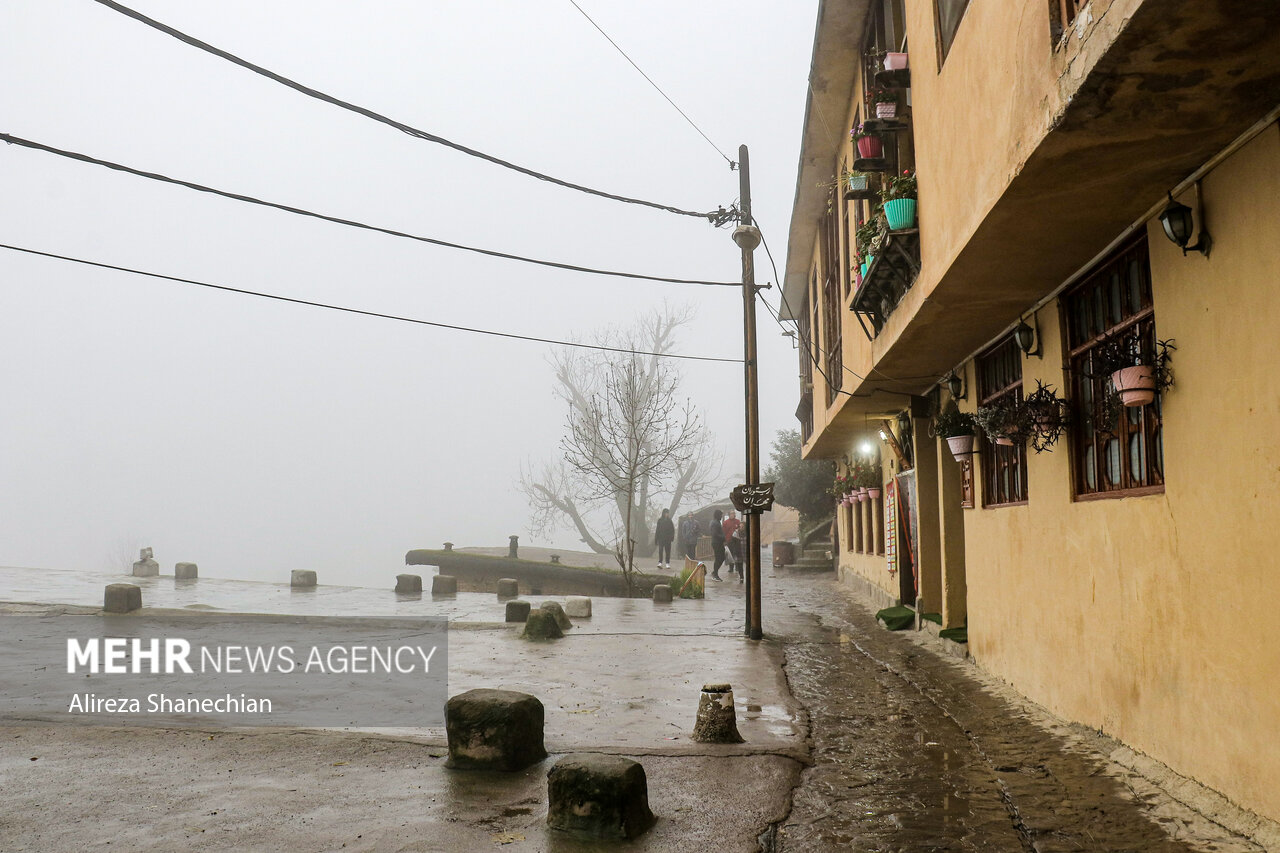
[508,535,519,558]
[652,584,672,603]
[522,609,563,640]
[911,413,943,618]
[547,754,655,840]
[444,689,546,771]
[564,596,592,618]
[132,547,159,578]
[540,601,572,630]
[692,683,744,743]
[174,562,198,580]
[496,578,519,598]
[104,583,142,613]
[432,574,458,595]
[505,600,532,623]
[936,439,969,629]
[395,574,422,593]
[291,570,317,588]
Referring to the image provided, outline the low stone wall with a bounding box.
[405,550,668,598]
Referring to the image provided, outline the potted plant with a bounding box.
[931,405,977,462]
[1093,331,1175,408]
[884,51,908,71]
[851,123,883,159]
[868,87,899,119]
[975,394,1026,447]
[880,169,917,230]
[1022,381,1071,453]
[845,169,870,194]
[854,461,883,499]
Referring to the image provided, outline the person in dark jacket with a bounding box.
[654,508,675,569]
[710,509,726,581]
[678,513,701,561]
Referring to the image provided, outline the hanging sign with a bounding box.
[730,483,775,515]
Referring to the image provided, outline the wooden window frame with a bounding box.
[1062,234,1164,501]
[933,0,971,67]
[820,205,844,405]
[977,336,1029,507]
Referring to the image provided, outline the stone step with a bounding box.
[786,558,834,572]
[803,549,831,560]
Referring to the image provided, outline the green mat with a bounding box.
[922,612,942,626]
[939,626,968,644]
[875,605,915,631]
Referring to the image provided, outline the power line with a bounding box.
[90,0,732,223]
[566,0,735,168]
[0,242,743,364]
[0,133,739,288]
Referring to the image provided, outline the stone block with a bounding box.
[496,577,519,598]
[395,573,422,593]
[104,583,142,613]
[174,562,198,580]
[445,688,546,771]
[692,683,744,743]
[131,559,159,578]
[547,754,655,840]
[564,596,592,618]
[431,574,458,595]
[139,547,153,560]
[522,609,563,640]
[506,600,532,623]
[291,570,317,588]
[540,601,572,630]
[652,584,672,603]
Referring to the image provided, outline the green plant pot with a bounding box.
[884,197,917,230]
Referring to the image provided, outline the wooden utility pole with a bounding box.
[733,144,764,641]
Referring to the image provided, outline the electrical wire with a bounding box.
[0,134,739,288]
[90,0,729,222]
[0,243,743,364]
[566,0,735,168]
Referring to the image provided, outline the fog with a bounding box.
[0,1,816,586]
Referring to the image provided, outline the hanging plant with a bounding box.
[930,405,977,462]
[1092,332,1176,407]
[1022,381,1071,453]
[974,395,1026,447]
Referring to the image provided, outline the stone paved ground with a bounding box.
[766,567,1267,853]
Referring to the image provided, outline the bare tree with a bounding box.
[520,306,723,581]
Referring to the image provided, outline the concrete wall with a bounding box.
[960,128,1280,821]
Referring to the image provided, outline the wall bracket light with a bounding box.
[945,370,966,401]
[1158,184,1212,257]
[1014,315,1043,359]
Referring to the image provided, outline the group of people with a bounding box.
[652,507,744,582]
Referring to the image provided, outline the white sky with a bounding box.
[0,0,816,585]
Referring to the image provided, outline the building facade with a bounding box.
[783,0,1280,825]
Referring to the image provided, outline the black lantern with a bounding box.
[945,371,965,401]
[1158,190,1211,257]
[1014,317,1042,358]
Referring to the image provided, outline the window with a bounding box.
[820,207,844,404]
[977,337,1028,506]
[1063,234,1163,499]
[934,0,971,66]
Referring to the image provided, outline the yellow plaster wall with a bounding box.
[961,127,1280,820]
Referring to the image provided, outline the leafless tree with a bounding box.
[519,306,723,586]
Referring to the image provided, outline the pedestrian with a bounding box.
[710,509,726,581]
[678,513,700,562]
[723,509,743,576]
[654,508,675,570]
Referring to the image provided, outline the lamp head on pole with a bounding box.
[732,225,762,251]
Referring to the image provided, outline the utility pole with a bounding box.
[732,144,764,641]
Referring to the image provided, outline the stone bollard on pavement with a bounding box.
[522,609,564,640]
[547,754,655,840]
[174,562,198,580]
[132,547,159,578]
[496,578,519,598]
[652,584,673,603]
[445,689,547,771]
[692,683,745,744]
[104,583,142,613]
[395,574,423,594]
[432,574,458,595]
[505,600,532,623]
[564,596,592,618]
[291,570,317,588]
[540,601,572,631]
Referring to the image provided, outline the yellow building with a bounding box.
[783,0,1280,826]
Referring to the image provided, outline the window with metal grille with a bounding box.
[820,206,844,404]
[977,336,1028,506]
[1063,234,1164,499]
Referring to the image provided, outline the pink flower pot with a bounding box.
[884,52,909,71]
[946,434,975,462]
[867,487,882,500]
[875,102,897,119]
[857,490,868,503]
[856,135,883,158]
[1112,365,1156,407]
[996,437,1014,447]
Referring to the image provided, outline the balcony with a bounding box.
[850,227,921,338]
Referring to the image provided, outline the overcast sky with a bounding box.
[0,0,817,586]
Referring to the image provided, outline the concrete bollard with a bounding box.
[496,578,519,598]
[540,601,572,630]
[692,683,745,744]
[431,574,458,595]
[132,559,159,578]
[174,562,198,580]
[652,584,673,603]
[564,596,592,618]
[104,583,142,613]
[395,574,423,594]
[547,754,655,840]
[291,570,317,588]
[445,689,546,771]
[522,609,564,640]
[506,600,532,623]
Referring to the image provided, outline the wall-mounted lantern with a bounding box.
[1158,184,1212,257]
[1014,316,1043,359]
[945,371,966,401]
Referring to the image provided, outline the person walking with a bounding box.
[654,508,675,570]
[678,513,701,562]
[723,510,743,576]
[710,509,726,581]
